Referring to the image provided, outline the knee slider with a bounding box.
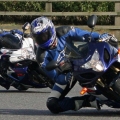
[46,97,62,114]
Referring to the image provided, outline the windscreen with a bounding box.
[65,41,89,59]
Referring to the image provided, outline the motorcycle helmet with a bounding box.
[30,16,56,49]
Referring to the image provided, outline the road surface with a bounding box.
[0,83,120,120]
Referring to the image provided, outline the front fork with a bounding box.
[80,75,120,108]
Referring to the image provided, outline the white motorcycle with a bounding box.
[0,23,54,90]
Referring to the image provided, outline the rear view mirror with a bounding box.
[46,60,59,71]
[22,22,30,31]
[87,15,97,29]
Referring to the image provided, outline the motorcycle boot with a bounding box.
[73,95,101,111]
[0,77,10,90]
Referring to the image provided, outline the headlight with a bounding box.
[81,50,104,72]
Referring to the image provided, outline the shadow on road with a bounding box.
[0,90,50,93]
[0,109,120,116]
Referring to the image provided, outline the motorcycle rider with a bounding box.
[30,16,118,114]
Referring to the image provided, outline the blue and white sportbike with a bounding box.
[0,23,54,90]
[46,15,120,110]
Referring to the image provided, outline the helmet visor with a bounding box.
[32,27,52,45]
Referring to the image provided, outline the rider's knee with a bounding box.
[46,97,62,114]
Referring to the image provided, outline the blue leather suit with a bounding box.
[37,26,100,83]
[36,26,101,113]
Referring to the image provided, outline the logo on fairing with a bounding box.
[57,49,65,62]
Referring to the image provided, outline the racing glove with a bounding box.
[99,33,111,41]
[55,72,73,85]
[100,33,118,48]
[109,34,118,48]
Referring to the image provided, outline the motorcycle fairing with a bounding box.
[0,37,36,62]
[64,40,118,87]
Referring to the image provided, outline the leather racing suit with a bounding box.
[36,26,103,113]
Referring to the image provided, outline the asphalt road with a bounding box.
[0,83,120,120]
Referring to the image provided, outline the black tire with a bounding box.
[14,84,29,91]
[27,61,54,89]
[31,70,54,89]
[112,78,120,94]
[17,87,28,91]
